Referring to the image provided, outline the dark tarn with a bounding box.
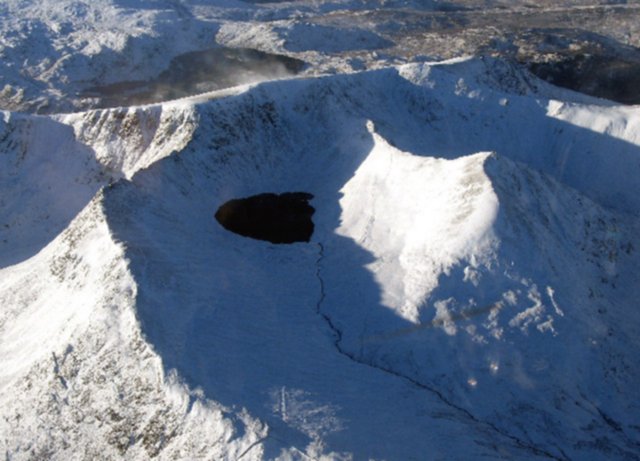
[215,192,315,244]
[527,54,640,105]
[81,47,306,108]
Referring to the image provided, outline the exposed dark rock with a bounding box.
[215,192,315,244]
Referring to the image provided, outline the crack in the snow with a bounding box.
[313,242,568,461]
[236,436,268,461]
[314,243,341,344]
[236,432,317,461]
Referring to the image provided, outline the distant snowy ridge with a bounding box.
[1,57,639,459]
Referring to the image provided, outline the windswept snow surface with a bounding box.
[1,56,639,460]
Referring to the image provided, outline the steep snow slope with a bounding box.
[0,197,268,460]
[0,111,106,268]
[1,58,639,459]
[332,134,640,458]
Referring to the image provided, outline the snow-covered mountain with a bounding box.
[1,52,639,460]
[2,0,640,459]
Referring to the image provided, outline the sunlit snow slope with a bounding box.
[1,58,639,460]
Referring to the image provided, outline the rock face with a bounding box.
[215,192,315,244]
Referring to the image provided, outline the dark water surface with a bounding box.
[215,192,315,244]
[528,54,640,105]
[82,47,305,108]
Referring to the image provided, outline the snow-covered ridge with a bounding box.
[0,101,199,269]
[1,58,639,459]
[0,196,267,460]
[59,103,199,179]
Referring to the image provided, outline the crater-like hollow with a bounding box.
[215,192,315,244]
